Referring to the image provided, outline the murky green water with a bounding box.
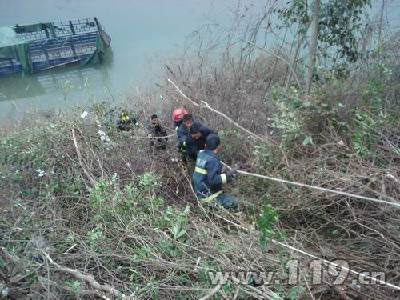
[0,0,234,121]
[0,0,399,123]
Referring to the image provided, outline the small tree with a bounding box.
[278,0,372,92]
[306,0,321,94]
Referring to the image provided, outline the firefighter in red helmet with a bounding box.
[172,107,189,163]
[172,107,188,130]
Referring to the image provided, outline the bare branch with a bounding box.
[42,252,130,299]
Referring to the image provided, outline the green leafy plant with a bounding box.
[287,285,305,299]
[278,0,371,64]
[269,86,308,147]
[352,111,380,157]
[87,224,105,249]
[157,205,190,241]
[257,205,279,250]
[66,280,81,295]
[139,172,159,188]
[89,178,114,210]
[158,238,183,258]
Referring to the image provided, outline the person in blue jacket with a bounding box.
[176,114,193,151]
[189,122,214,155]
[176,114,192,163]
[192,134,238,209]
[177,114,213,162]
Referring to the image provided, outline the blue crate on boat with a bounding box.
[0,17,111,76]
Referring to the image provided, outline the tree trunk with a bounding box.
[306,0,321,94]
[378,0,385,46]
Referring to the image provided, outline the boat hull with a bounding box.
[0,18,111,77]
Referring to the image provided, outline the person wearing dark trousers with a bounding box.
[147,114,168,150]
[177,113,195,163]
[192,134,238,209]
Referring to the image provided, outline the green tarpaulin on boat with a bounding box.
[0,26,33,74]
[0,22,109,75]
[82,32,109,65]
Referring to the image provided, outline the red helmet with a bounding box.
[172,107,188,122]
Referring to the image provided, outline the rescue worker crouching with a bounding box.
[147,114,168,150]
[189,122,215,158]
[116,110,137,131]
[192,134,238,209]
[177,114,215,162]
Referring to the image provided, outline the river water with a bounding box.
[0,0,399,123]
[0,0,234,121]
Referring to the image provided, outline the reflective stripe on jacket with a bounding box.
[192,149,227,197]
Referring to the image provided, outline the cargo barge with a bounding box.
[0,17,111,76]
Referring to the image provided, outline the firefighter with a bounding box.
[172,107,188,130]
[192,134,238,209]
[177,114,216,162]
[147,114,168,150]
[189,122,215,159]
[176,113,194,163]
[116,110,136,131]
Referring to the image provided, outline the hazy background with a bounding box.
[0,0,234,121]
[0,0,399,122]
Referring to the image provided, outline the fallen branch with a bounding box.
[71,128,97,187]
[168,79,275,143]
[244,40,301,88]
[167,79,200,107]
[42,252,131,299]
[199,283,222,300]
[211,215,400,292]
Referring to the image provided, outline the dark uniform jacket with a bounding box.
[177,121,214,160]
[147,123,168,149]
[116,112,137,131]
[192,149,227,197]
[177,122,190,146]
[147,123,167,138]
[193,125,214,152]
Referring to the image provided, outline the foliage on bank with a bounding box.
[1,2,400,298]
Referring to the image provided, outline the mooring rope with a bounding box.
[235,168,400,209]
[168,78,400,209]
[270,238,400,291]
[130,132,176,140]
[213,213,400,291]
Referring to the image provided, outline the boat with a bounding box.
[0,17,111,77]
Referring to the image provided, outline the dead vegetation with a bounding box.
[1,2,400,299]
